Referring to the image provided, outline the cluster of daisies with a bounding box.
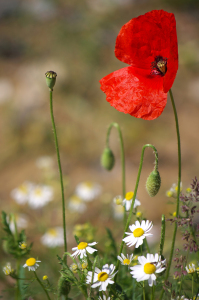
[68,181,101,213]
[112,191,141,220]
[11,181,53,209]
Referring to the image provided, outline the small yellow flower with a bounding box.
[19,241,27,249]
[186,187,192,193]
[3,263,13,276]
[43,275,48,280]
[172,212,176,217]
[23,257,41,271]
[136,211,142,218]
[70,263,78,273]
[186,263,196,274]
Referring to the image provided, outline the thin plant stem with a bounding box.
[34,271,51,300]
[143,281,146,300]
[192,275,194,299]
[115,144,158,273]
[49,90,67,259]
[106,122,126,198]
[160,89,181,300]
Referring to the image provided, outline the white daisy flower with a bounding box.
[166,182,182,198]
[112,203,124,220]
[23,257,41,271]
[72,241,97,259]
[86,264,117,291]
[41,227,64,248]
[68,195,87,213]
[123,191,141,211]
[130,253,166,287]
[3,263,13,275]
[185,263,196,274]
[123,220,153,248]
[75,181,101,202]
[8,214,28,233]
[117,253,133,268]
[99,296,111,300]
[10,181,34,205]
[28,185,53,209]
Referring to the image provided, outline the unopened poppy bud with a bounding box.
[101,147,115,171]
[146,170,161,197]
[58,276,70,298]
[45,70,57,90]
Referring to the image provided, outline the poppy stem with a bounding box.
[115,144,158,275]
[49,90,67,260]
[106,122,126,199]
[160,89,181,300]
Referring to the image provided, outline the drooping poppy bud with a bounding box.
[146,170,161,197]
[45,70,57,91]
[101,147,115,171]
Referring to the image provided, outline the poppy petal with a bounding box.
[115,10,178,81]
[100,66,167,120]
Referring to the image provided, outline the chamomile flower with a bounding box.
[8,214,28,233]
[70,263,78,273]
[68,195,87,213]
[123,191,141,211]
[123,220,153,248]
[99,296,111,300]
[130,253,166,286]
[176,296,189,300]
[10,181,34,204]
[43,275,48,280]
[41,227,64,248]
[23,258,41,271]
[113,195,123,205]
[3,263,13,275]
[117,253,133,268]
[19,241,27,249]
[166,182,182,198]
[75,181,101,202]
[72,241,97,259]
[112,203,124,220]
[86,264,117,291]
[185,263,196,274]
[78,260,88,271]
[28,185,53,209]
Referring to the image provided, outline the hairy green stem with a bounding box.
[34,271,51,300]
[115,144,158,273]
[159,215,166,256]
[160,89,181,300]
[49,90,67,259]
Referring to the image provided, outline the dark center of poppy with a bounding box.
[151,56,167,76]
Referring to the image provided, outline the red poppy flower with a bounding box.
[99,10,178,120]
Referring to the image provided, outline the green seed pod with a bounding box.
[57,276,70,298]
[45,70,57,90]
[101,147,115,171]
[146,170,161,197]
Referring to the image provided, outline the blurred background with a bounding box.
[0,0,199,298]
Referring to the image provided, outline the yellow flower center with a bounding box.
[98,271,109,282]
[26,258,36,266]
[71,195,81,203]
[84,181,93,189]
[123,258,130,265]
[136,211,142,218]
[48,229,58,237]
[43,275,48,280]
[20,242,27,249]
[133,228,144,237]
[34,188,42,196]
[186,187,191,193]
[82,262,88,269]
[115,197,122,205]
[172,212,176,217]
[144,263,156,274]
[125,191,134,201]
[19,184,28,194]
[166,191,173,197]
[77,242,88,250]
[187,268,195,274]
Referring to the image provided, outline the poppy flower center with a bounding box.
[144,262,156,274]
[78,242,88,250]
[133,228,144,237]
[125,191,134,201]
[26,258,36,266]
[98,271,109,281]
[123,258,130,265]
[151,56,167,76]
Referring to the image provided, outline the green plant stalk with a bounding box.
[192,274,194,299]
[160,89,181,300]
[49,90,67,258]
[106,122,126,198]
[34,271,51,300]
[115,144,158,273]
[159,215,166,256]
[143,281,146,300]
